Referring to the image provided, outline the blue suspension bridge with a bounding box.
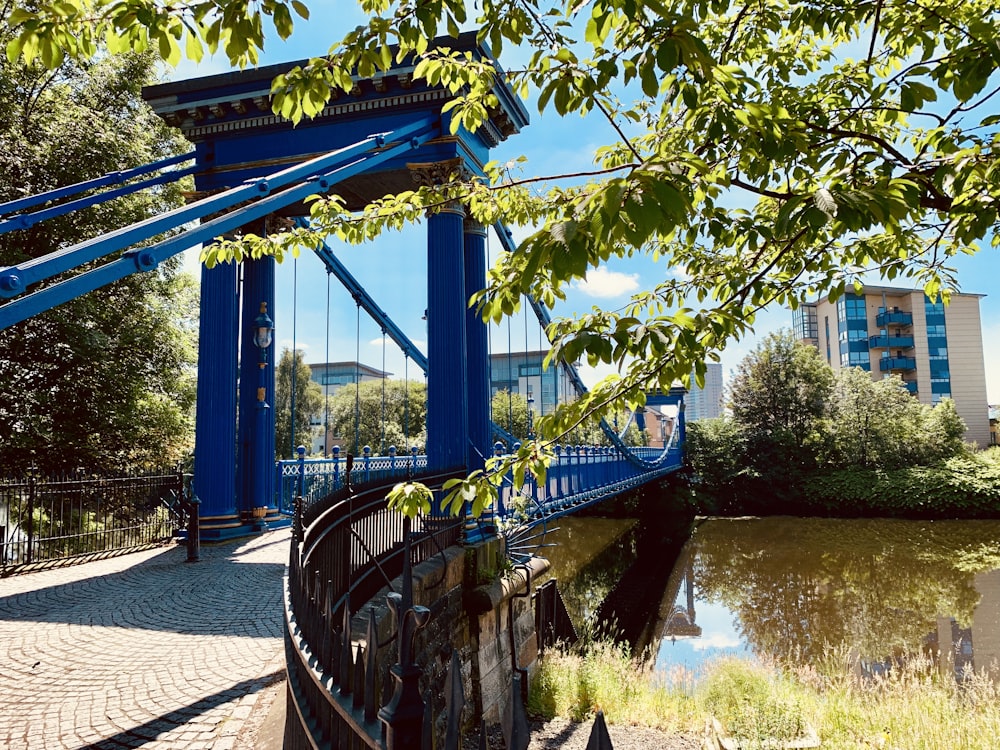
[0,32,685,543]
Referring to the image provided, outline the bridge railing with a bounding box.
[276,447,428,515]
[495,440,684,524]
[285,467,464,748]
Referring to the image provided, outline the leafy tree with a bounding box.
[0,24,195,476]
[684,417,748,511]
[491,388,530,444]
[10,0,1000,495]
[728,331,833,461]
[823,368,966,470]
[326,377,427,456]
[274,348,325,459]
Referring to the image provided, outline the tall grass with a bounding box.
[529,641,1000,748]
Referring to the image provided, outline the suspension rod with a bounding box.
[0,150,196,217]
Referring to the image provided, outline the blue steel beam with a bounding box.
[299,218,429,374]
[0,165,200,236]
[0,122,441,330]
[0,150,196,217]
[0,116,438,299]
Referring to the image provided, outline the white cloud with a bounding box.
[576,267,640,299]
[277,339,309,354]
[692,633,743,651]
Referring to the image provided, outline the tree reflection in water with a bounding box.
[691,518,1000,673]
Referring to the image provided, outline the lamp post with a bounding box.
[251,301,273,530]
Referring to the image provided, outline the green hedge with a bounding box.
[805,453,1000,518]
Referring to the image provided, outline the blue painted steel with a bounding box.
[0,165,199,236]
[464,221,490,469]
[493,426,685,532]
[426,205,469,470]
[493,221,684,469]
[193,261,240,528]
[0,150,196,217]
[298,218,429,373]
[0,122,440,330]
[275,451,429,514]
[238,258,276,518]
[0,116,437,302]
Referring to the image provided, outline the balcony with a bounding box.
[879,357,916,372]
[868,335,914,349]
[876,309,913,327]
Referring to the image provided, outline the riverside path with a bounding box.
[0,529,290,749]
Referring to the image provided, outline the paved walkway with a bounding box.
[0,529,291,750]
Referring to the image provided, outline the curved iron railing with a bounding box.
[284,467,463,748]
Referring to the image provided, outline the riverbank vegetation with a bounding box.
[685,332,1000,517]
[529,641,1000,749]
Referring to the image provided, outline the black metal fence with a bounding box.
[0,470,186,574]
[285,463,620,749]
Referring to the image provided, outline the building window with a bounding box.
[924,294,951,401]
[837,293,870,370]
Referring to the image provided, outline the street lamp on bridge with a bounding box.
[251,301,273,529]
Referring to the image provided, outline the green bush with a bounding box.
[698,659,811,746]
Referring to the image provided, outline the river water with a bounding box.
[534,514,1000,681]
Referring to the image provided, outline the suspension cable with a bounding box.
[381,330,387,455]
[506,308,513,436]
[404,355,410,449]
[324,269,331,458]
[354,300,361,454]
[290,255,298,458]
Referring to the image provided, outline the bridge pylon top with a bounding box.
[142,31,529,209]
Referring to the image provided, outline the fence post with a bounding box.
[378,591,430,750]
[363,446,371,482]
[25,469,35,565]
[296,445,306,505]
[332,445,341,489]
[186,495,201,562]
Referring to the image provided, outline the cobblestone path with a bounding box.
[0,529,290,749]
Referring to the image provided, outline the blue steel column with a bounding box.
[426,202,469,470]
[464,218,490,470]
[193,259,240,534]
[238,256,276,523]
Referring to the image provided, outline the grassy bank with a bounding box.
[528,642,1000,749]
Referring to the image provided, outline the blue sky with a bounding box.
[173,7,1000,403]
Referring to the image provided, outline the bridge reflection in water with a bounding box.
[536,514,1000,683]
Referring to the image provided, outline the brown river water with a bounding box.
[534,515,1000,681]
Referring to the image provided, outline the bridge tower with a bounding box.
[142,34,529,538]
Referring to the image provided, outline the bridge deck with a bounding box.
[0,530,290,749]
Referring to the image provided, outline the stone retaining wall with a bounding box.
[354,536,549,740]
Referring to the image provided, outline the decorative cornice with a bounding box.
[171,88,450,140]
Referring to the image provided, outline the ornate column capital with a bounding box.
[407,157,466,187]
[408,158,469,218]
[463,217,487,237]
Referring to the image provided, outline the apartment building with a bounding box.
[306,361,390,454]
[793,285,989,446]
[685,362,724,422]
[489,351,577,416]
